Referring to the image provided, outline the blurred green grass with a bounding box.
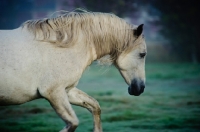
[0,63,200,132]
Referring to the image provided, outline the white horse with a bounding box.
[0,11,147,132]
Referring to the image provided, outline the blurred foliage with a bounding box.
[74,0,137,17]
[151,0,200,62]
[0,0,32,29]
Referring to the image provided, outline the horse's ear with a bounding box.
[134,24,144,37]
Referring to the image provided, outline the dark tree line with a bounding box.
[151,0,200,62]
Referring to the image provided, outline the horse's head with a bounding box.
[116,24,146,96]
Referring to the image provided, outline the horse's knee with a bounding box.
[94,106,101,115]
[66,119,79,132]
[92,101,101,115]
[72,119,79,127]
[69,118,79,128]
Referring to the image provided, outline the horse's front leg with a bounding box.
[42,87,79,132]
[67,87,102,132]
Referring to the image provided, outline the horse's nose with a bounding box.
[128,79,145,96]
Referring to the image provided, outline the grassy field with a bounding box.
[0,63,200,132]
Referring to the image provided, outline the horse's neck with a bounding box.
[74,41,97,68]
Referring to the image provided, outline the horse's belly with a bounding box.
[0,85,40,106]
[0,70,40,105]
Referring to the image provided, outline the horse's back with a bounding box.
[0,28,40,105]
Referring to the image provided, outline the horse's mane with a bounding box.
[22,10,136,59]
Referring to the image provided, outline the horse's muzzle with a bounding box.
[128,79,145,96]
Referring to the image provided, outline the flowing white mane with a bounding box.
[22,10,136,59]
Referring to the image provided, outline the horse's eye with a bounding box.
[139,53,146,58]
